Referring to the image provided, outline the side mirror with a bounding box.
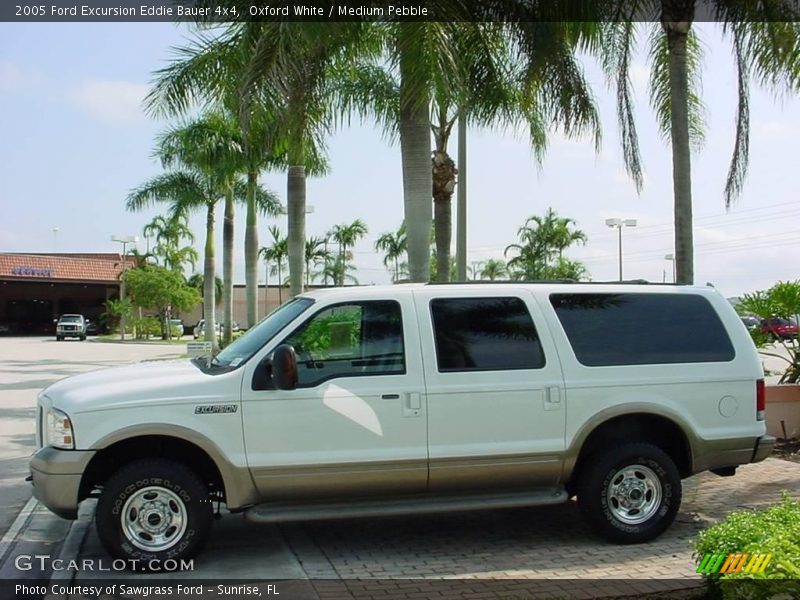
[53,319,58,324]
[271,344,298,390]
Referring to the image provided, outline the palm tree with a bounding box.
[601,7,800,283]
[187,273,223,306]
[319,255,360,287]
[146,31,296,329]
[504,209,587,281]
[128,170,222,349]
[304,236,330,287]
[342,19,600,283]
[328,219,368,286]
[154,114,247,347]
[259,226,289,305]
[127,114,249,350]
[240,23,375,298]
[142,214,198,273]
[480,259,509,281]
[374,223,407,283]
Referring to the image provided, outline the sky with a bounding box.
[1,21,799,298]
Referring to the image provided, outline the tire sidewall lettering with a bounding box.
[111,478,192,516]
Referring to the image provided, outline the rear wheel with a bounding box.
[96,459,213,569]
[577,443,681,544]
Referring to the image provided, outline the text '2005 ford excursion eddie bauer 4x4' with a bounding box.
[30,283,775,566]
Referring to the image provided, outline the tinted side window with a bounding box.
[283,300,405,387]
[550,293,735,366]
[430,297,545,372]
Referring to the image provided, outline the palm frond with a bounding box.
[648,25,706,150]
[232,179,282,216]
[599,20,644,192]
[724,23,751,209]
[126,171,207,214]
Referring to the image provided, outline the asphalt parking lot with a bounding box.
[0,336,798,599]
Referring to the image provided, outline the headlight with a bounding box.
[46,408,75,449]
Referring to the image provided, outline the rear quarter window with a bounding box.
[550,293,735,366]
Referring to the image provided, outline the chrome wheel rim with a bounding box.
[121,486,187,552]
[606,464,662,525]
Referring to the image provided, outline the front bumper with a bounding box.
[752,434,776,463]
[29,446,95,519]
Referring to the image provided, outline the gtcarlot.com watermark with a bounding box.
[14,554,194,572]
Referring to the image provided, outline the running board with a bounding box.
[244,488,567,523]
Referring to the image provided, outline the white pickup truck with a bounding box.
[30,283,774,567]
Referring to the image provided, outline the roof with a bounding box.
[0,253,134,284]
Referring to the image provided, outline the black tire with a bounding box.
[96,459,213,570]
[80,335,86,341]
[56,336,62,341]
[577,443,681,544]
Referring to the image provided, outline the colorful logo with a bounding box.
[697,553,772,575]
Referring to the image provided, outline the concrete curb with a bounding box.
[49,500,94,582]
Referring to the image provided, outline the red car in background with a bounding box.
[760,318,799,340]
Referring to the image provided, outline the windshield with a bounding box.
[59,316,82,323]
[211,297,314,368]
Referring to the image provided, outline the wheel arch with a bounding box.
[566,411,694,490]
[81,425,258,510]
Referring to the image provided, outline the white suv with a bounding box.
[55,314,87,341]
[30,283,774,566]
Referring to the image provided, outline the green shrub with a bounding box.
[131,316,160,340]
[694,495,800,599]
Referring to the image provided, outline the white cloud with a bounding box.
[67,81,149,124]
[0,60,41,91]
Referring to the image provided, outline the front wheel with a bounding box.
[577,443,681,544]
[96,459,213,569]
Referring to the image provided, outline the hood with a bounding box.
[42,359,237,414]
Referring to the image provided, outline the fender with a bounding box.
[92,423,259,510]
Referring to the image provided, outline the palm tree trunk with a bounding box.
[456,115,467,282]
[277,263,283,304]
[433,196,452,283]
[222,185,234,347]
[399,26,433,283]
[287,165,306,298]
[432,108,456,283]
[244,169,259,328]
[338,244,345,286]
[203,203,217,351]
[662,7,694,284]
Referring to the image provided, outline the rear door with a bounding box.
[412,288,566,491]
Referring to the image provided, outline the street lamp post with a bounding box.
[665,253,676,283]
[111,235,138,341]
[605,218,637,281]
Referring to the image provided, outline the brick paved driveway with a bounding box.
[272,459,798,597]
[71,457,799,599]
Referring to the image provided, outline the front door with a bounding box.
[241,295,428,500]
[412,288,567,491]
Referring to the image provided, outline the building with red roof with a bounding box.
[0,253,134,333]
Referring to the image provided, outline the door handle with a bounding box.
[544,386,562,411]
[381,393,400,400]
